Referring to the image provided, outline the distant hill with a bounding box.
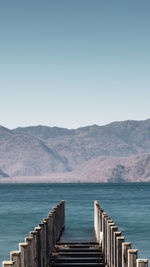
[1,119,150,182]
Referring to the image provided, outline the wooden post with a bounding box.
[2,262,14,267]
[43,218,49,265]
[99,207,103,232]
[104,216,110,264]
[104,216,107,262]
[116,236,125,267]
[111,226,118,267]
[107,222,115,267]
[99,208,104,245]
[10,251,21,267]
[39,222,46,267]
[59,202,63,236]
[94,200,99,242]
[48,212,54,254]
[30,231,38,267]
[102,213,108,255]
[63,200,65,230]
[122,242,131,267]
[106,220,113,266]
[114,231,121,267]
[97,205,100,243]
[55,205,59,240]
[19,243,28,267]
[58,203,61,236]
[98,206,100,240]
[55,205,60,241]
[52,208,57,245]
[25,237,34,267]
[35,226,42,267]
[96,203,103,243]
[128,249,138,267]
[57,202,63,239]
[136,259,148,267]
[61,200,65,231]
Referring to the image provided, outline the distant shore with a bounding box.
[0,175,150,183]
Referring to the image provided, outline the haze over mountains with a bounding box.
[0,119,150,182]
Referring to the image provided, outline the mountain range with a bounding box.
[0,119,150,182]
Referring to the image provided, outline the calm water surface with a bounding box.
[0,183,150,264]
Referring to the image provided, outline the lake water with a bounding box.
[0,183,150,264]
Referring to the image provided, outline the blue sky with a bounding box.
[0,0,150,129]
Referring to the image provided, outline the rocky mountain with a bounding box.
[0,119,150,182]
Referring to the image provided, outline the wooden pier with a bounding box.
[2,200,148,267]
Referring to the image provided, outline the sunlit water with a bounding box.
[0,183,150,264]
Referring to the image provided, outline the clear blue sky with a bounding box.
[0,0,150,129]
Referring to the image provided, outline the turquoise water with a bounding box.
[0,183,150,264]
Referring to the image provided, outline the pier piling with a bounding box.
[128,249,138,267]
[122,242,131,267]
[137,259,148,267]
[10,252,21,267]
[94,201,148,267]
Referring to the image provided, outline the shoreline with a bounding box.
[0,176,150,184]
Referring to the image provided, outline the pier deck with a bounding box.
[50,230,104,267]
[50,241,104,267]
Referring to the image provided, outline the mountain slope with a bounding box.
[13,125,74,139]
[45,119,150,167]
[1,119,150,182]
[0,133,71,177]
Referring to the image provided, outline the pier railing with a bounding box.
[94,200,148,267]
[2,200,65,267]
[2,200,148,267]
